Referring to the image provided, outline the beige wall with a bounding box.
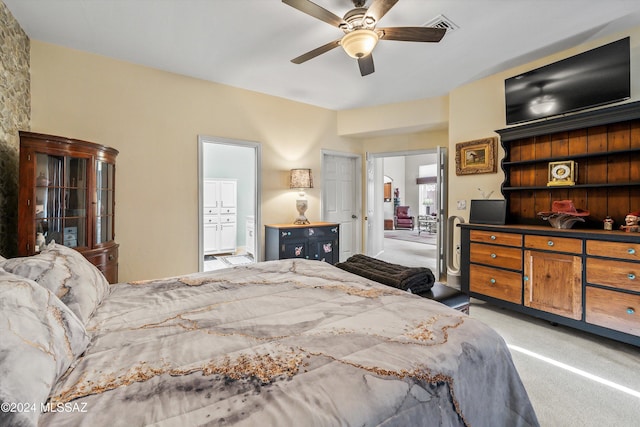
[337,96,448,136]
[360,129,448,152]
[30,41,361,281]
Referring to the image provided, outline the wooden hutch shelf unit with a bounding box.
[18,132,119,283]
[460,101,640,347]
[498,100,640,224]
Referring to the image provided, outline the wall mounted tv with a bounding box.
[505,37,630,125]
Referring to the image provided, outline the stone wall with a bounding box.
[0,1,30,257]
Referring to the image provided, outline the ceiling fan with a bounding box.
[282,0,446,76]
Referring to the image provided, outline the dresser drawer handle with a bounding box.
[490,278,496,284]
[628,248,636,255]
[627,307,635,315]
[490,253,497,259]
[547,240,554,247]
[490,235,496,240]
[628,273,636,280]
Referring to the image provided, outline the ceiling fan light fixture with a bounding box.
[340,29,379,58]
[529,95,556,115]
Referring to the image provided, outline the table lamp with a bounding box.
[290,168,313,225]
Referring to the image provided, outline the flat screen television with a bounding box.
[505,37,630,125]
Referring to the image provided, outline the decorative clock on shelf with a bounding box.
[547,160,577,186]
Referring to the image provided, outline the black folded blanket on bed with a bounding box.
[336,254,435,293]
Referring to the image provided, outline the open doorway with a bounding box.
[366,148,447,280]
[198,136,261,272]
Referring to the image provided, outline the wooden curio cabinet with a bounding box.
[18,132,119,283]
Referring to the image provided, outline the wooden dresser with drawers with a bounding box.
[460,224,639,346]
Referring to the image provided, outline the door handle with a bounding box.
[352,215,357,219]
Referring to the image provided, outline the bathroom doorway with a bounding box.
[197,136,261,272]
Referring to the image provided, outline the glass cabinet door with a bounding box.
[35,153,88,250]
[95,160,115,244]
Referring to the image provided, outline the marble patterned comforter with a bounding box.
[38,259,538,427]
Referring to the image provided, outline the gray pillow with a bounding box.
[0,243,109,324]
[0,268,90,427]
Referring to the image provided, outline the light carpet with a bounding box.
[469,299,639,427]
[384,229,436,245]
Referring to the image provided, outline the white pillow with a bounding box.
[0,268,90,427]
[0,243,109,324]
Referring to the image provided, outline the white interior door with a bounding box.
[435,146,447,280]
[366,156,384,257]
[322,152,361,262]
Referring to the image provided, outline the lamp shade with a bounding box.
[341,29,379,59]
[290,169,313,189]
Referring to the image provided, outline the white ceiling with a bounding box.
[5,0,640,111]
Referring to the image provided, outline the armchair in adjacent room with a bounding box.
[394,206,414,230]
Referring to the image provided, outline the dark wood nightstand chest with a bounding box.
[265,222,340,264]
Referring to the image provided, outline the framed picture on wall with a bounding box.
[383,182,392,202]
[455,137,497,175]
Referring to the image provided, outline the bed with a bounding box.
[1,243,539,427]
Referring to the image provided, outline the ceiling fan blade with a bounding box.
[282,0,344,28]
[358,54,375,76]
[379,26,446,42]
[291,39,341,64]
[364,0,399,23]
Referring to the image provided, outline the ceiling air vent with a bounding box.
[424,14,459,33]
